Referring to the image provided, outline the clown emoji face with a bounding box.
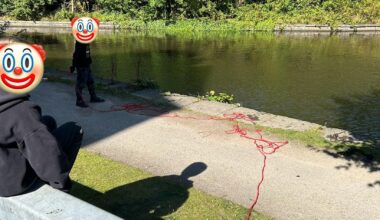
[71,17,100,44]
[0,43,46,94]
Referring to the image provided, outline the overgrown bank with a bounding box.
[0,0,379,31]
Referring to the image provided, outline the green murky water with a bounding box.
[18,31,380,140]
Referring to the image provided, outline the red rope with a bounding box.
[91,103,288,219]
[225,124,288,219]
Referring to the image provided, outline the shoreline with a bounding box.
[1,20,380,33]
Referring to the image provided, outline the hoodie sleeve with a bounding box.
[72,44,78,68]
[14,103,71,190]
[72,52,77,68]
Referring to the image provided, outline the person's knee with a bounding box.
[87,75,94,86]
[76,73,87,88]
[71,122,84,142]
[76,82,86,90]
[60,122,84,143]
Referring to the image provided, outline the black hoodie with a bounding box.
[72,41,92,68]
[0,90,70,197]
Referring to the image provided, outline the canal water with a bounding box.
[14,30,380,140]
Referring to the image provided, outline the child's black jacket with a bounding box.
[72,41,92,68]
[0,90,70,197]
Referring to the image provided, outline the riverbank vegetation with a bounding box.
[198,90,236,104]
[0,0,379,31]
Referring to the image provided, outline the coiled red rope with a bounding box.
[91,103,288,219]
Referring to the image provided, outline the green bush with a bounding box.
[52,7,74,20]
[2,0,57,20]
[96,0,141,14]
[94,0,237,20]
[0,0,379,28]
[0,0,14,16]
[199,90,235,104]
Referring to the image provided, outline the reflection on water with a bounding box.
[14,30,380,140]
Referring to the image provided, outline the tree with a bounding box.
[8,0,57,20]
[236,0,245,6]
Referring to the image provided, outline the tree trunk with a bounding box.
[236,0,245,7]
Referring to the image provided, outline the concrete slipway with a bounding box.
[30,80,380,220]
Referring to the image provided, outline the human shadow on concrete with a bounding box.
[70,162,207,219]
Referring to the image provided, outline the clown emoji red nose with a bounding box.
[13,67,22,75]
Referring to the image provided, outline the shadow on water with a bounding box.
[69,162,207,219]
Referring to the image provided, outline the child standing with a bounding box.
[70,41,104,108]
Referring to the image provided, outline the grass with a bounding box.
[256,126,329,148]
[252,122,378,154]
[69,150,269,220]
[260,125,379,158]
[247,123,380,171]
